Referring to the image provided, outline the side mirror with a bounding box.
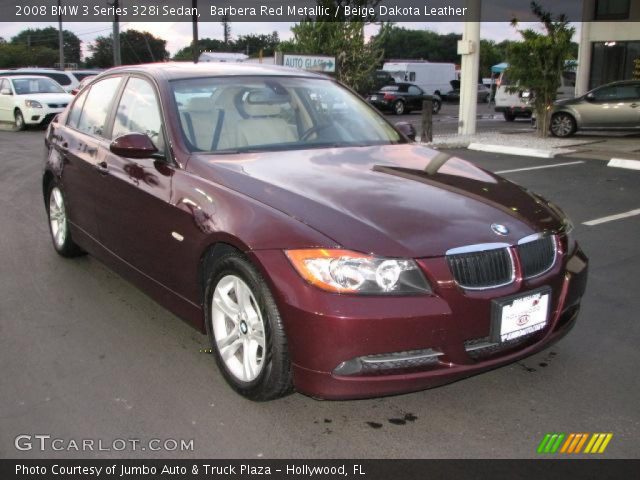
[0,88,12,95]
[395,121,416,141]
[110,133,158,159]
[585,92,595,101]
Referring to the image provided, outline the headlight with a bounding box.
[285,249,432,295]
[25,100,43,108]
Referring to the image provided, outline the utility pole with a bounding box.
[112,0,121,66]
[192,0,199,63]
[457,0,481,136]
[57,0,65,69]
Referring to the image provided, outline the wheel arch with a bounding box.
[553,108,580,126]
[197,239,248,306]
[42,170,55,205]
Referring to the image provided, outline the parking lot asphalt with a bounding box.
[1,130,639,459]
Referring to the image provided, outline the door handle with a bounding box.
[95,161,109,175]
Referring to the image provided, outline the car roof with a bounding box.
[1,75,60,81]
[15,68,73,74]
[97,62,329,81]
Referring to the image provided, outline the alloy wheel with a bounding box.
[211,275,266,382]
[49,187,67,249]
[394,101,405,115]
[15,111,25,130]
[551,114,575,137]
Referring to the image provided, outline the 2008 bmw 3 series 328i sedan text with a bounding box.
[43,63,588,400]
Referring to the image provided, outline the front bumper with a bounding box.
[250,244,588,400]
[24,107,65,125]
[495,105,532,116]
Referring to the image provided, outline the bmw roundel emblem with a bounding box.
[491,223,509,236]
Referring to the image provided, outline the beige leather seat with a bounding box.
[235,102,298,148]
[179,96,219,150]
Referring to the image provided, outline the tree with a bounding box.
[173,38,227,61]
[86,30,169,68]
[0,43,59,68]
[289,0,384,94]
[506,2,575,137]
[371,26,461,63]
[11,27,82,65]
[235,32,280,57]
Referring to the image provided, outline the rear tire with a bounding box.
[46,180,84,257]
[550,112,577,137]
[14,109,25,131]
[432,100,441,114]
[204,251,293,401]
[393,100,405,115]
[503,111,516,122]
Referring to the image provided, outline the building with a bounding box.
[198,52,249,63]
[576,0,640,94]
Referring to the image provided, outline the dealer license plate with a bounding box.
[492,289,550,342]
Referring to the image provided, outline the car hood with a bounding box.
[19,93,72,105]
[192,144,566,258]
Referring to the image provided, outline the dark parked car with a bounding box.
[367,82,442,115]
[43,63,588,400]
[443,84,491,103]
[549,80,640,137]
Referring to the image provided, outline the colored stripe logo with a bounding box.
[537,433,613,454]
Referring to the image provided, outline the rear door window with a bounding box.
[67,89,89,129]
[76,76,122,137]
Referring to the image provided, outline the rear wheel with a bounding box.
[204,251,293,401]
[503,111,515,122]
[393,100,405,115]
[46,181,84,257]
[432,99,441,114]
[14,109,25,131]
[550,112,577,137]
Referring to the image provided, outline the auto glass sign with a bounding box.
[283,54,336,73]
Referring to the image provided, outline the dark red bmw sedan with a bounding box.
[43,63,588,400]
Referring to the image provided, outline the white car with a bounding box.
[0,76,73,130]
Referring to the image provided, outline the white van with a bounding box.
[495,70,577,121]
[382,61,456,97]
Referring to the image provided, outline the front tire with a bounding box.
[550,112,577,137]
[46,181,84,257]
[204,251,293,401]
[14,109,25,131]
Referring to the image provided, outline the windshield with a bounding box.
[171,76,404,153]
[12,77,65,94]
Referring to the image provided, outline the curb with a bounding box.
[467,142,575,159]
[607,158,640,170]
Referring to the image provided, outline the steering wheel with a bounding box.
[300,123,333,141]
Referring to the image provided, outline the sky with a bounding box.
[0,21,574,58]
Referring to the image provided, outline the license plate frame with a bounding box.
[490,287,552,343]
